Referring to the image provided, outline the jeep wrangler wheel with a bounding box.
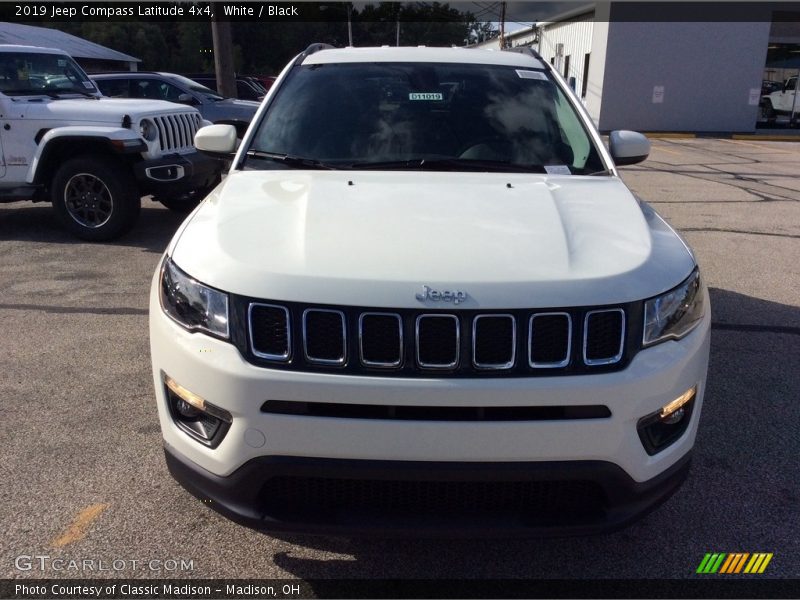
[51,156,140,241]
[158,176,221,213]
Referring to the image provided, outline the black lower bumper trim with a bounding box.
[134,151,222,196]
[163,445,691,537]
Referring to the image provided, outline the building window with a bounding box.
[582,53,590,98]
[550,57,555,66]
[564,55,570,79]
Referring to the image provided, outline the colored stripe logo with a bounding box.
[697,553,773,574]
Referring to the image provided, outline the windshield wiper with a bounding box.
[347,158,547,173]
[245,150,337,170]
[586,168,615,176]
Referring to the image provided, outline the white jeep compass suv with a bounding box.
[149,45,710,535]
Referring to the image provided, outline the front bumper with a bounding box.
[134,151,222,197]
[164,445,692,537]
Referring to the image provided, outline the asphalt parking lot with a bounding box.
[1,137,798,582]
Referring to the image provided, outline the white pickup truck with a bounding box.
[0,45,223,240]
[762,76,798,121]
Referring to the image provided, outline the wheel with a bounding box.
[762,100,776,122]
[51,155,140,241]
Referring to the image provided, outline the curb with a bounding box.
[639,132,800,142]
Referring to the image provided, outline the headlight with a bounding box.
[139,118,158,142]
[643,269,705,346]
[160,257,229,338]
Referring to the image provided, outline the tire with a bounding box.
[51,155,140,241]
[762,100,776,122]
[158,175,222,213]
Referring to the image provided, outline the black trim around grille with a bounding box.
[230,295,643,378]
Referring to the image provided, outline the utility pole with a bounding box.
[499,1,506,50]
[347,3,353,46]
[211,3,237,98]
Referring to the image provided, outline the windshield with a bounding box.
[0,52,97,96]
[167,74,224,100]
[247,61,606,174]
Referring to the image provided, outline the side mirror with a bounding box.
[195,124,238,158]
[177,93,197,105]
[608,130,650,166]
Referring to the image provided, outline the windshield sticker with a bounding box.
[82,81,94,89]
[57,59,67,67]
[409,92,443,101]
[544,165,571,175]
[516,70,547,80]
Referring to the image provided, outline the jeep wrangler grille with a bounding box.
[154,112,202,153]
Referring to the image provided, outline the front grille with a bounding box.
[154,112,201,153]
[262,477,607,522]
[239,297,638,377]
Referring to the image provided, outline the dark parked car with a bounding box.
[91,72,260,137]
[183,74,266,102]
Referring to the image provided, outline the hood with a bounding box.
[216,98,261,109]
[22,97,196,122]
[171,170,696,309]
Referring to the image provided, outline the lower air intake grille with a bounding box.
[262,477,607,521]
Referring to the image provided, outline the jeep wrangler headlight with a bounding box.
[160,257,229,338]
[643,269,705,346]
[139,118,158,142]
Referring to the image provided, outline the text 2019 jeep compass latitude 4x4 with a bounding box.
[150,45,710,535]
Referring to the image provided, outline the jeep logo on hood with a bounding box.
[415,285,467,305]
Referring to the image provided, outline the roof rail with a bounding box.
[505,45,544,61]
[293,42,336,66]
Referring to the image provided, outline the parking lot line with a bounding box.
[720,138,796,154]
[51,503,109,548]
[651,144,682,156]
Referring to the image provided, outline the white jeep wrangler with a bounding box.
[0,45,223,240]
[151,45,710,536]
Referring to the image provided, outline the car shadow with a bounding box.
[0,199,187,253]
[262,287,799,580]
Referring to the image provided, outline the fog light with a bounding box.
[637,386,697,455]
[660,386,696,421]
[163,374,231,448]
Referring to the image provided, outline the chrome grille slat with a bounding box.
[416,314,460,369]
[303,309,346,365]
[583,309,625,366]
[472,314,516,370]
[359,312,403,368]
[529,312,572,368]
[249,303,291,361]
